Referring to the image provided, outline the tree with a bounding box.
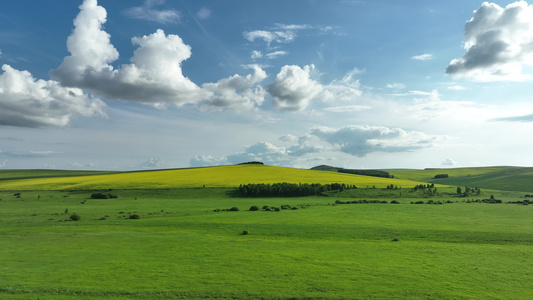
[457,187,462,195]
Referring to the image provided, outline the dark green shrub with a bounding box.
[392,237,399,242]
[262,205,270,210]
[70,213,81,221]
[273,207,280,212]
[91,193,109,199]
[228,207,240,211]
[291,207,298,210]
[129,214,141,219]
[391,200,400,204]
[249,206,259,211]
[242,230,249,235]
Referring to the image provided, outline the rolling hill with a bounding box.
[0,164,428,191]
[312,165,533,193]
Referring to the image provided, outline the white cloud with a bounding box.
[124,0,180,24]
[265,50,289,59]
[201,65,267,111]
[267,64,323,111]
[0,64,106,127]
[321,67,363,102]
[447,84,467,90]
[196,7,211,20]
[0,159,7,168]
[139,157,163,169]
[190,136,322,167]
[311,125,439,157]
[411,53,433,61]
[69,162,97,168]
[279,134,298,144]
[324,105,370,113]
[189,155,228,167]
[386,83,406,89]
[446,1,533,81]
[251,50,263,59]
[51,0,263,111]
[267,65,363,111]
[442,158,457,166]
[243,30,296,44]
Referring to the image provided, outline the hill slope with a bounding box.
[386,166,533,193]
[0,165,429,191]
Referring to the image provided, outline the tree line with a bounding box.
[337,169,393,178]
[238,182,357,197]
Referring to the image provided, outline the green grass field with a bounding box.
[1,165,532,299]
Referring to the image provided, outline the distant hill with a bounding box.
[386,166,533,193]
[0,164,426,191]
[310,165,341,171]
[311,165,393,178]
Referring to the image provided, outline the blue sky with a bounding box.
[1,0,533,170]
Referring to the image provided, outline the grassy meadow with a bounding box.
[1,165,533,299]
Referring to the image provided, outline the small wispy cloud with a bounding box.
[386,83,406,89]
[265,50,288,59]
[490,113,533,122]
[196,7,211,20]
[324,105,370,113]
[124,0,180,24]
[411,53,433,61]
[447,84,466,90]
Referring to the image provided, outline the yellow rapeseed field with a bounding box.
[0,164,429,190]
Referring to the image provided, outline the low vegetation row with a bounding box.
[238,182,357,197]
[214,204,304,212]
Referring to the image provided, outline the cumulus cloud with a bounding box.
[267,64,323,111]
[201,65,267,111]
[446,1,533,81]
[69,162,97,168]
[311,125,439,157]
[411,53,433,61]
[124,0,180,24]
[190,137,322,167]
[0,64,106,127]
[267,65,363,111]
[251,50,263,60]
[139,157,163,169]
[51,0,264,111]
[321,67,363,102]
[442,158,457,166]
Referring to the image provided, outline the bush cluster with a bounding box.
[410,200,444,205]
[214,207,240,212]
[90,193,118,199]
[69,213,81,221]
[335,199,388,205]
[508,199,532,205]
[433,174,449,179]
[216,204,300,213]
